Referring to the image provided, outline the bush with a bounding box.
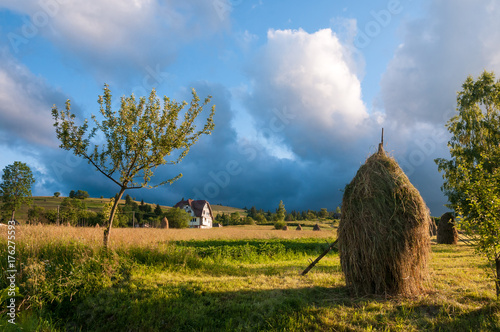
[164,207,191,229]
[244,216,255,225]
[274,221,286,230]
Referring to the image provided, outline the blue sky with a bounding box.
[1,0,499,215]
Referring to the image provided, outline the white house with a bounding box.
[174,199,213,229]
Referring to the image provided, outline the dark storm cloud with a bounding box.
[378,0,500,215]
[0,49,68,147]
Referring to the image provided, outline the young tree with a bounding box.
[54,192,61,198]
[319,208,329,219]
[230,211,241,225]
[27,206,46,225]
[0,161,35,221]
[52,84,215,246]
[164,207,191,229]
[435,71,500,297]
[154,204,163,216]
[276,200,286,222]
[124,194,133,206]
[75,190,90,199]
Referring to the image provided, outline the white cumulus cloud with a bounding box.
[245,28,370,160]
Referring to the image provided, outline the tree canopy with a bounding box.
[52,84,215,246]
[435,70,500,296]
[0,161,35,221]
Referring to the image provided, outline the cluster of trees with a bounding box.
[214,211,255,226]
[26,197,108,226]
[213,201,342,227]
[243,204,341,225]
[118,194,164,227]
[69,190,90,199]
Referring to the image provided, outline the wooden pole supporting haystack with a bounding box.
[301,239,338,276]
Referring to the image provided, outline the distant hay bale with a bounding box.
[296,224,302,231]
[437,212,458,245]
[313,224,321,231]
[160,217,169,229]
[282,225,288,231]
[338,146,431,297]
[429,218,437,237]
[95,224,100,228]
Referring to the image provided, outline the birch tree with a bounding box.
[435,71,500,297]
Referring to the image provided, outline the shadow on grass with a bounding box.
[63,281,500,332]
[71,284,353,331]
[173,239,337,255]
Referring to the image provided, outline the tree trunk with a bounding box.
[103,187,126,248]
[11,210,15,222]
[496,255,500,299]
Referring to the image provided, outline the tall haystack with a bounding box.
[313,224,321,231]
[296,224,302,231]
[437,212,458,244]
[338,145,431,297]
[160,217,169,229]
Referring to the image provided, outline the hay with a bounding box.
[296,224,302,231]
[282,226,289,231]
[313,224,321,231]
[338,146,431,297]
[429,218,437,237]
[437,212,458,245]
[160,217,169,229]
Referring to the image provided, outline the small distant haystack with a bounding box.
[282,225,289,231]
[313,224,321,231]
[95,224,100,228]
[296,224,302,231]
[213,223,223,228]
[437,212,458,245]
[160,217,169,229]
[338,145,430,297]
[429,218,437,237]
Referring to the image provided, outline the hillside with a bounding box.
[3,196,246,223]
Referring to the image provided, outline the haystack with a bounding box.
[160,217,169,229]
[313,224,321,231]
[429,218,437,237]
[296,224,302,231]
[437,212,458,245]
[282,225,289,231]
[338,145,430,297]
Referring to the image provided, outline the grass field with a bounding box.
[1,225,499,331]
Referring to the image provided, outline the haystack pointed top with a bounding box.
[378,128,384,154]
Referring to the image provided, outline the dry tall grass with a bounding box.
[10,224,336,249]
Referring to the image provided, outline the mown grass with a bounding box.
[1,225,499,331]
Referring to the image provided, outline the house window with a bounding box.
[191,218,196,223]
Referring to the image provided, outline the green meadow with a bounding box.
[1,224,499,331]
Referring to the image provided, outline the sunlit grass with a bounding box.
[1,225,500,331]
